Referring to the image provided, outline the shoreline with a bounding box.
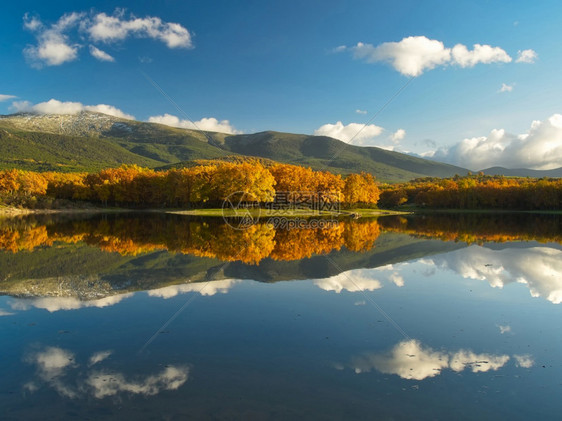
[2,206,560,218]
[0,207,136,217]
[0,206,408,218]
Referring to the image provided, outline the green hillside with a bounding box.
[220,131,467,182]
[481,166,562,178]
[0,127,161,171]
[0,112,468,182]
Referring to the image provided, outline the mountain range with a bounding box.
[0,111,559,182]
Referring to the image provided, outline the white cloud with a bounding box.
[148,113,241,134]
[331,45,347,53]
[314,121,383,144]
[23,12,84,67]
[30,347,76,378]
[514,354,534,368]
[451,44,511,68]
[350,339,511,380]
[84,104,135,119]
[516,49,538,63]
[352,37,451,77]
[88,351,112,366]
[349,36,513,76]
[391,128,406,143]
[89,45,115,62]
[14,98,135,120]
[499,83,514,93]
[314,269,382,293]
[429,245,562,304]
[0,94,17,102]
[0,309,14,316]
[23,14,42,31]
[497,324,512,334]
[86,366,188,398]
[10,100,32,112]
[25,346,78,398]
[85,11,192,48]
[355,109,367,115]
[25,345,189,399]
[147,279,241,298]
[389,272,404,287]
[11,293,133,312]
[428,114,562,170]
[449,349,510,373]
[22,10,192,67]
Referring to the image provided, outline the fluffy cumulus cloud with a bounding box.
[23,9,192,67]
[13,98,135,120]
[148,113,241,134]
[451,43,511,67]
[24,346,189,399]
[428,245,562,304]
[516,49,538,63]
[23,12,84,67]
[427,114,562,170]
[349,36,514,76]
[313,121,383,144]
[349,339,511,380]
[89,45,115,62]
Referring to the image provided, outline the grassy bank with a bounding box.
[0,205,408,218]
[169,208,409,217]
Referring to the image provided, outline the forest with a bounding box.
[379,173,562,210]
[0,163,561,211]
[0,160,380,209]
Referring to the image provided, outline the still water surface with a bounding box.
[0,213,561,420]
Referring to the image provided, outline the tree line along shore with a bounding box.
[0,160,560,212]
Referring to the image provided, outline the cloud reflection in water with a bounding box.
[348,339,518,380]
[24,346,189,399]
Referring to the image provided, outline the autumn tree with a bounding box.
[343,172,380,207]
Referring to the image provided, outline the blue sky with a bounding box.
[1,0,561,170]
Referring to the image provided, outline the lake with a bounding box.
[1,213,561,420]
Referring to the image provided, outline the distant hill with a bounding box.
[0,111,468,182]
[480,166,562,178]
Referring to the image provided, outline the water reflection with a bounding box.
[11,293,133,312]
[147,279,241,298]
[346,339,528,380]
[379,213,562,244]
[7,279,241,313]
[427,245,562,303]
[1,213,562,307]
[24,346,189,399]
[0,215,381,264]
[314,269,382,293]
